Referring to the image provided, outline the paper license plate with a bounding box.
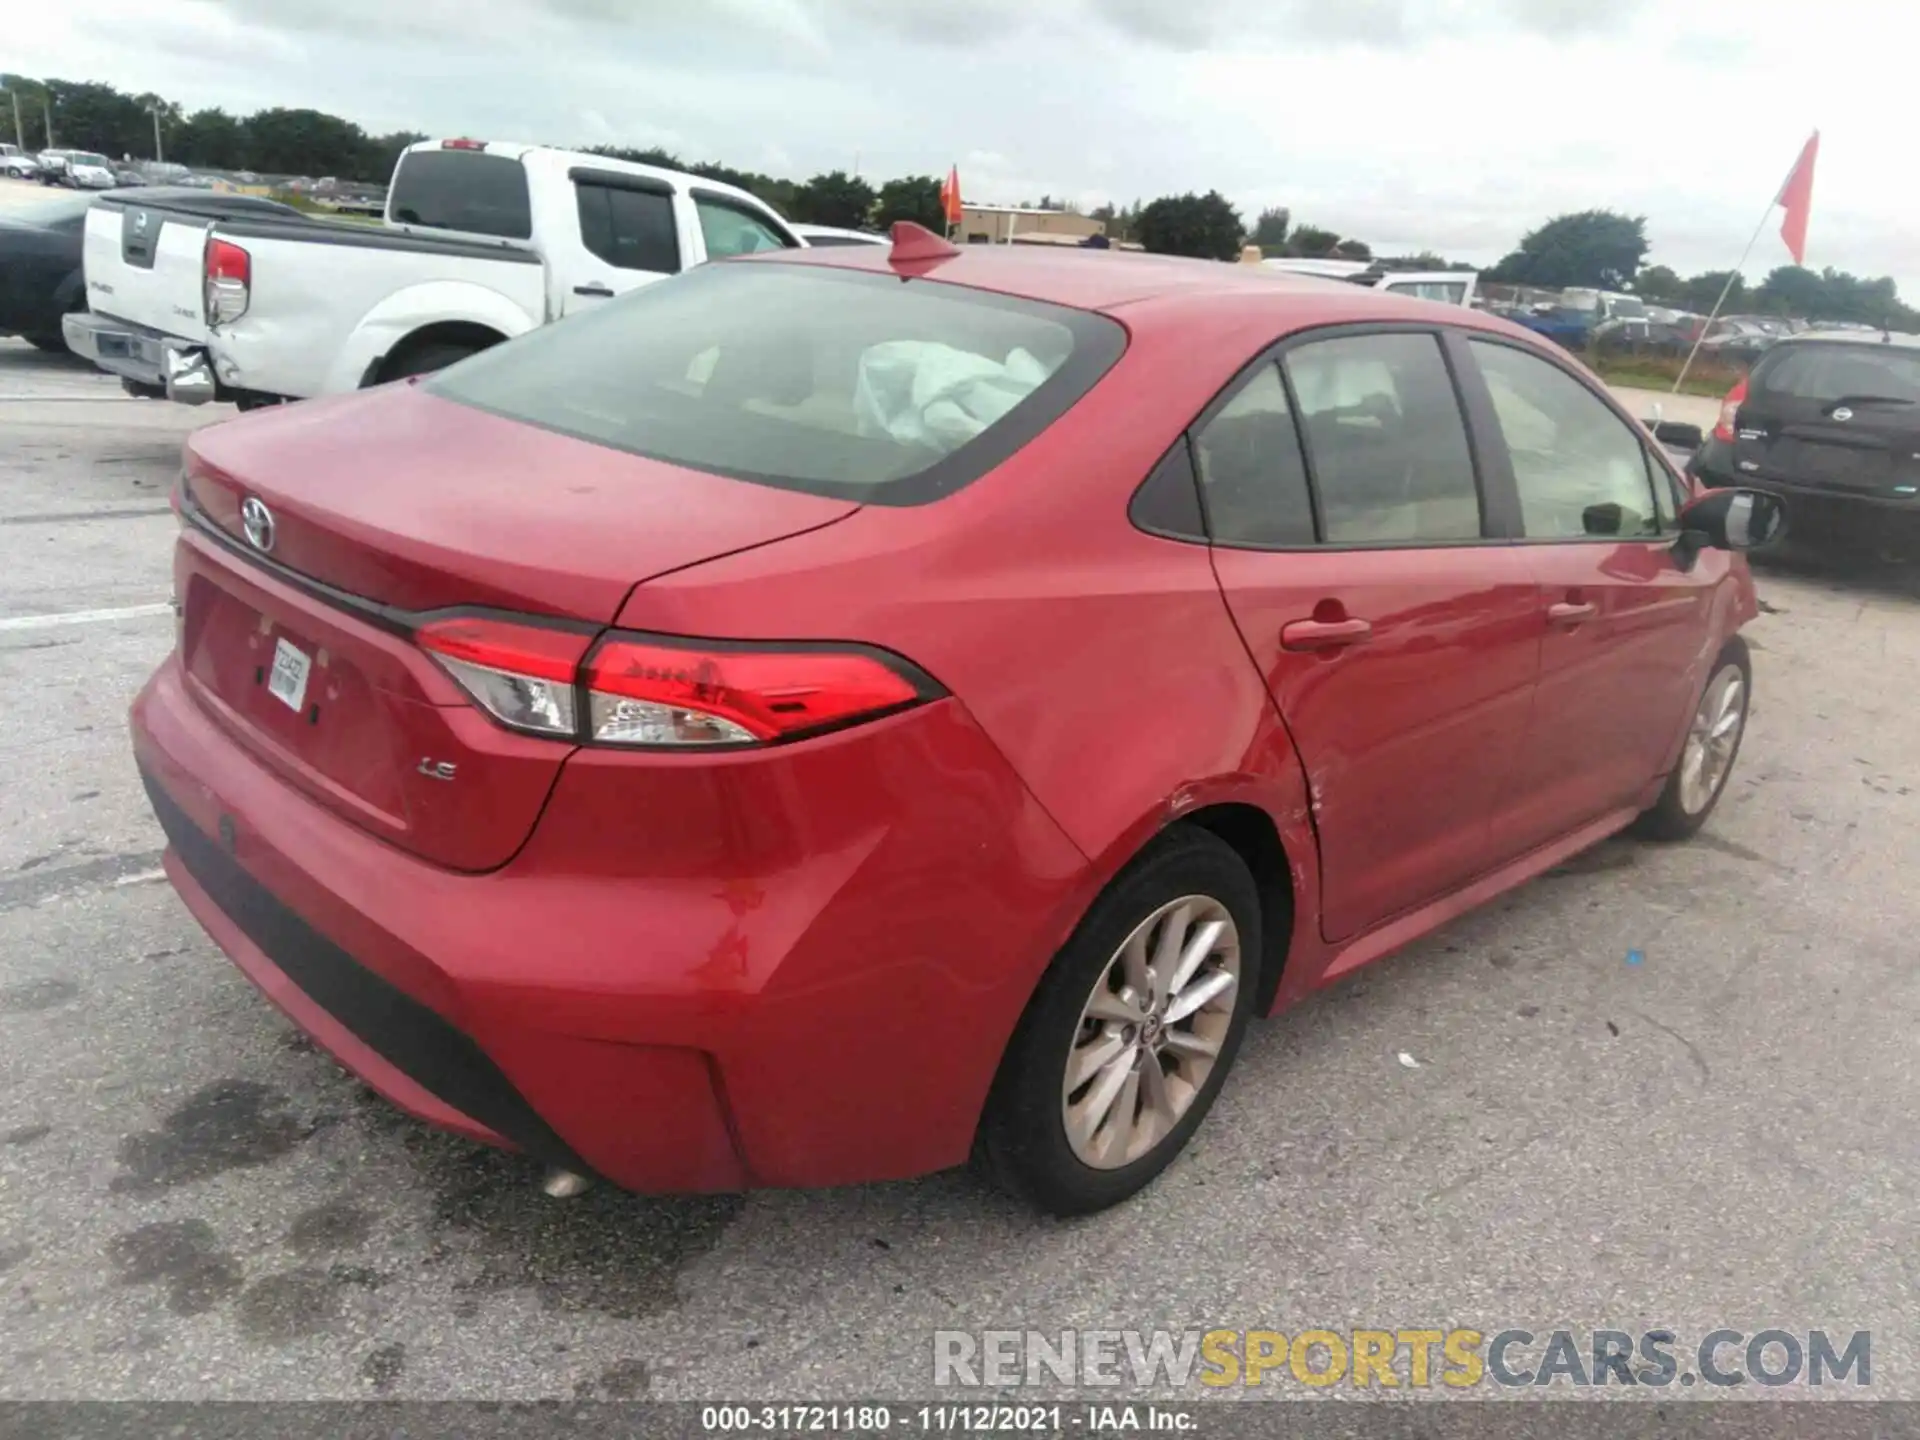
[267,637,312,713]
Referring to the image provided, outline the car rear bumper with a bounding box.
[131,650,1088,1192]
[1692,438,1920,516]
[62,311,215,404]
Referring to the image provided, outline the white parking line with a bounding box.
[0,602,171,632]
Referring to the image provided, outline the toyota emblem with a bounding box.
[1832,407,1854,422]
[240,496,276,552]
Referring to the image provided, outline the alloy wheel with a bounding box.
[1679,662,1747,815]
[1061,895,1241,1170]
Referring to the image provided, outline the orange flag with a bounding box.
[1777,131,1818,266]
[942,165,963,226]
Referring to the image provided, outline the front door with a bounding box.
[1198,329,1543,943]
[1461,336,1720,858]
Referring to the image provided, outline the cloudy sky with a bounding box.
[13,0,1916,291]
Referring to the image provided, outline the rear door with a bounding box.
[557,169,684,316]
[1461,335,1719,856]
[1200,327,1542,943]
[1734,341,1920,500]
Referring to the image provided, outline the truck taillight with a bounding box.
[204,238,251,326]
[415,617,940,749]
[1713,376,1748,444]
[440,138,487,151]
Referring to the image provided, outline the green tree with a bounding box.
[1333,238,1373,262]
[1678,270,1746,315]
[1751,265,1827,318]
[1252,205,1291,254]
[1487,210,1648,290]
[790,170,877,229]
[1137,191,1245,261]
[0,75,50,149]
[1634,264,1684,305]
[875,175,943,231]
[1287,224,1342,257]
[174,109,247,170]
[243,107,375,178]
[38,79,150,158]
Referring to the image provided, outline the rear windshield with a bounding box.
[1755,343,1920,403]
[389,150,532,240]
[425,262,1127,504]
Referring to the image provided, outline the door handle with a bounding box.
[1281,617,1372,651]
[1547,601,1597,626]
[573,282,614,297]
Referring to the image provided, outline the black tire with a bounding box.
[977,827,1260,1216]
[380,342,480,383]
[1630,635,1752,842]
[25,333,69,354]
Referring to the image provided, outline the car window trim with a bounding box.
[1456,330,1670,546]
[567,166,677,198]
[1184,321,1507,554]
[573,178,682,273]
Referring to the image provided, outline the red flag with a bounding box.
[1777,131,1818,266]
[942,165,963,227]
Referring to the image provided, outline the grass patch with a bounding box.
[1587,351,1747,398]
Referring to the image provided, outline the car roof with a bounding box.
[747,242,1540,349]
[1773,327,1920,350]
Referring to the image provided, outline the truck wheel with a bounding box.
[382,342,480,382]
[26,333,70,354]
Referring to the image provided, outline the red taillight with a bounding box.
[583,636,929,746]
[416,616,937,749]
[440,138,487,151]
[1713,376,1748,444]
[204,237,251,326]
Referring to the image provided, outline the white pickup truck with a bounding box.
[1259,257,1480,307]
[63,139,804,408]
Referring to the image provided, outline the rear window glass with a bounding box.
[389,150,532,240]
[425,263,1126,505]
[1755,344,1920,403]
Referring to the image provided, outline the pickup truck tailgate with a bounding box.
[82,197,214,341]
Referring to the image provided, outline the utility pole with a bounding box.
[42,89,54,149]
[5,88,21,150]
[148,101,164,164]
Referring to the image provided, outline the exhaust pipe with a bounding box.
[541,1167,591,1199]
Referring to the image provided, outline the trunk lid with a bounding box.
[1736,340,1920,499]
[177,382,861,870]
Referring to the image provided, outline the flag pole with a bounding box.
[1672,140,1809,394]
[1670,201,1775,395]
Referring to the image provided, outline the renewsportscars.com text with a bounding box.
[932,1327,1871,1390]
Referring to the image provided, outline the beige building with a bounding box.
[957,205,1104,245]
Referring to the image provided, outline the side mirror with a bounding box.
[1678,487,1786,553]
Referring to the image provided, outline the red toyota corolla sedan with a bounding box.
[131,228,1783,1215]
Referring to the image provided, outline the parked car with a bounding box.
[0,191,93,350]
[112,165,148,187]
[1,143,40,179]
[1691,327,1920,548]
[1261,257,1478,306]
[65,137,804,408]
[131,234,1781,1215]
[37,149,117,189]
[791,223,886,247]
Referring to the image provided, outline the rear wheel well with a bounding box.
[370,321,507,385]
[1177,804,1296,1014]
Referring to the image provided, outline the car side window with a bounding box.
[1471,339,1662,540]
[1281,332,1483,543]
[1192,362,1316,547]
[575,182,680,273]
[695,198,795,259]
[1647,446,1684,529]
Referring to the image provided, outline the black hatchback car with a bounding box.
[1691,329,1920,548]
